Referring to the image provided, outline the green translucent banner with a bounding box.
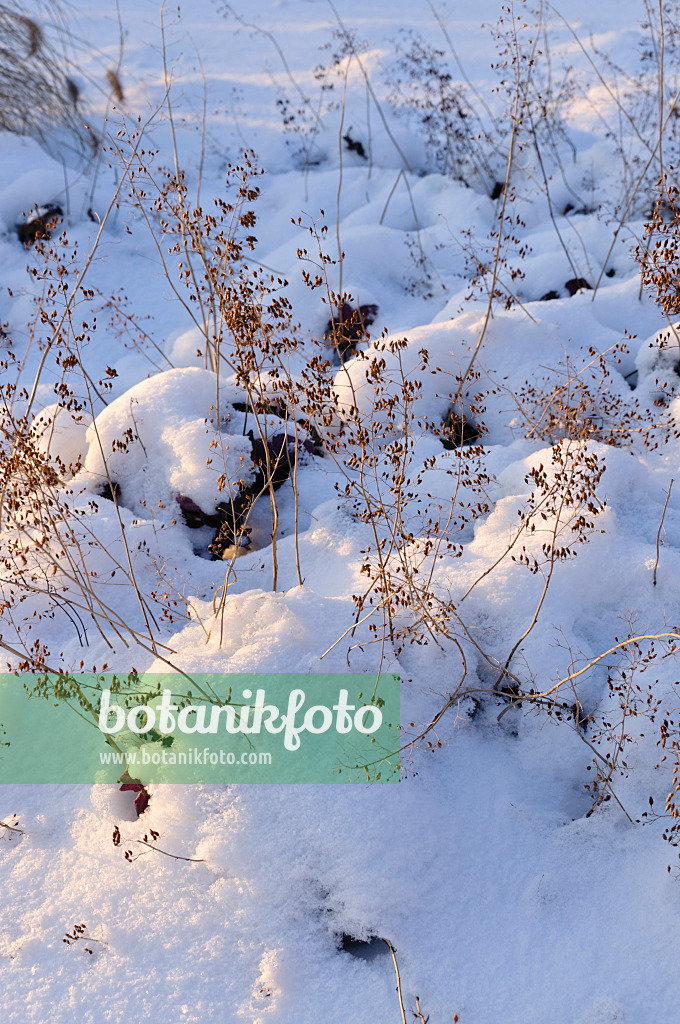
[0,672,400,784]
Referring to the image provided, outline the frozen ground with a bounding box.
[2,0,680,1020]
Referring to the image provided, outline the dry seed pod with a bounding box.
[106,68,124,103]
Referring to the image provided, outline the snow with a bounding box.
[2,0,680,1020]
[77,366,255,513]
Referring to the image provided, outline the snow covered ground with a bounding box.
[3,0,680,1020]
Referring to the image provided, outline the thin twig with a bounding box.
[382,939,407,1024]
[654,477,673,586]
[0,818,24,836]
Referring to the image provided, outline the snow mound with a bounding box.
[76,367,255,517]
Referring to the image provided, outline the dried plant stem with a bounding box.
[224,5,323,131]
[414,997,429,1024]
[0,98,166,532]
[654,478,673,586]
[326,0,411,173]
[382,939,407,1024]
[126,838,204,863]
[0,819,24,835]
[335,52,351,301]
[79,360,162,651]
[592,86,680,299]
[534,632,680,701]
[160,9,214,370]
[451,0,528,406]
[495,448,578,687]
[658,0,665,181]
